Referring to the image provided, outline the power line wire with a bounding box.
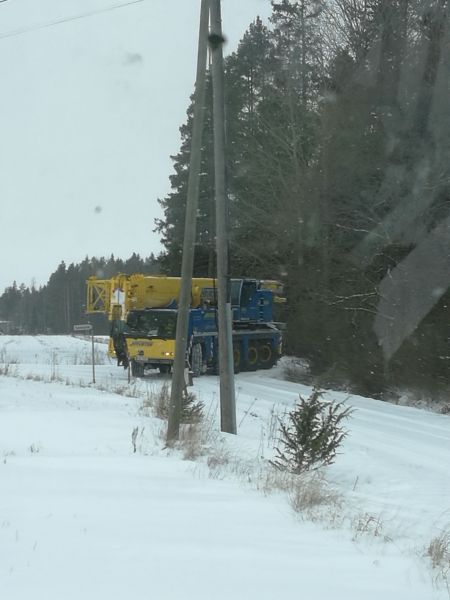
[0,0,145,40]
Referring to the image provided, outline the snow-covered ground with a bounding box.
[1,335,449,599]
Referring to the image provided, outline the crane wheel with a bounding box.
[190,343,203,377]
[131,360,144,377]
[233,344,241,373]
[257,342,274,369]
[245,344,258,371]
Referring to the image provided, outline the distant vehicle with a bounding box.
[86,274,284,377]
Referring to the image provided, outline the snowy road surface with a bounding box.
[1,336,449,599]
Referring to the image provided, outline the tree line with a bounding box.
[0,254,158,335]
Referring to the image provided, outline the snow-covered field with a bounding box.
[1,335,449,599]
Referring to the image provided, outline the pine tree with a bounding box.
[155,79,216,276]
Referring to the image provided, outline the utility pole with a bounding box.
[166,0,210,444]
[209,0,237,434]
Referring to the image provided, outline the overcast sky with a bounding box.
[0,0,272,291]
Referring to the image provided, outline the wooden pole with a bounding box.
[167,0,210,443]
[209,0,236,434]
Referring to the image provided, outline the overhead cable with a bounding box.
[0,0,145,40]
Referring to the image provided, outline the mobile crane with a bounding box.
[86,274,284,377]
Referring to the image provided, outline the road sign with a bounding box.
[73,324,93,332]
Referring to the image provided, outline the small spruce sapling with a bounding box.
[155,383,204,424]
[271,389,353,474]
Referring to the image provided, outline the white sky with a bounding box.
[0,0,272,291]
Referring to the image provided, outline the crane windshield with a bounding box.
[126,310,177,340]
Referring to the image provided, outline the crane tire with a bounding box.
[131,360,144,377]
[191,343,203,377]
[245,344,258,371]
[233,344,241,374]
[258,342,274,369]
